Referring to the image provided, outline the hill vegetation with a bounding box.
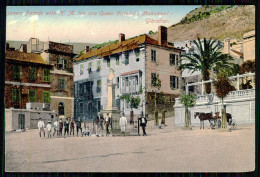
[151,5,255,42]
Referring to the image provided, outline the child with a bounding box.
[46,121,52,138]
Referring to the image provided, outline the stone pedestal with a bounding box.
[100,69,122,135]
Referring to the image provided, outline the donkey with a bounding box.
[194,112,213,129]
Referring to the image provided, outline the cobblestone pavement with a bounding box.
[5,117,255,172]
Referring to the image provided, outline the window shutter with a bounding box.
[176,55,179,66]
[176,77,179,89]
[12,89,16,102]
[64,59,68,69]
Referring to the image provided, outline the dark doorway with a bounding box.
[58,102,64,116]
[18,114,25,129]
[88,102,93,120]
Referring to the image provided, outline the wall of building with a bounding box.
[73,46,146,120]
[5,109,57,131]
[243,30,255,61]
[145,44,182,95]
[51,97,74,118]
[5,61,51,109]
[174,89,255,126]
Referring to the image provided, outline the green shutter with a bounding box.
[12,89,16,102]
[64,59,68,69]
[43,91,51,103]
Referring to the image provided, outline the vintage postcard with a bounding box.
[5,5,255,172]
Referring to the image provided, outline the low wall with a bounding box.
[174,89,255,126]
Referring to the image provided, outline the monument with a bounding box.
[101,69,121,132]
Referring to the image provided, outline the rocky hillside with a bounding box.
[151,5,255,42]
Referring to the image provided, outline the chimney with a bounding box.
[119,33,125,42]
[158,26,167,46]
[6,43,9,50]
[85,46,89,53]
[23,44,27,53]
[223,38,230,54]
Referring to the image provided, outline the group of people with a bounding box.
[37,117,84,138]
[37,111,148,138]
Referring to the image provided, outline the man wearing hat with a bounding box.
[38,118,45,137]
[46,121,52,138]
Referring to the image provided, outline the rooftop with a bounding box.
[5,50,49,65]
[75,34,182,62]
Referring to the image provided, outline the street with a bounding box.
[5,118,255,172]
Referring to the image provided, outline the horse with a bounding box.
[214,112,235,130]
[194,112,213,129]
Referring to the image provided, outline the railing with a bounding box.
[175,89,255,107]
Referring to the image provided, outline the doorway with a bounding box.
[18,114,25,129]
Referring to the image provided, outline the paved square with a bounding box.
[5,118,255,172]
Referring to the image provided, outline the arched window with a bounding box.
[58,102,64,115]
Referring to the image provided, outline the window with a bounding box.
[58,79,66,90]
[170,54,175,65]
[29,67,36,81]
[170,54,179,66]
[107,58,110,68]
[88,62,92,74]
[117,77,120,88]
[12,89,20,102]
[79,102,83,114]
[12,65,21,80]
[170,76,179,89]
[151,73,157,87]
[136,49,140,62]
[79,83,83,95]
[97,60,101,71]
[80,64,84,75]
[43,69,50,82]
[84,84,87,93]
[125,53,129,65]
[116,55,120,65]
[57,58,68,70]
[97,100,101,111]
[29,90,37,102]
[42,91,51,103]
[151,50,156,62]
[97,80,101,93]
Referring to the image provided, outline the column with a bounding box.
[185,83,188,94]
[201,80,204,95]
[237,74,240,90]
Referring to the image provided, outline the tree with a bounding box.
[180,94,196,128]
[180,38,236,94]
[213,73,235,128]
[150,74,162,126]
[119,94,141,124]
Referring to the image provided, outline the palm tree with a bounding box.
[180,38,236,94]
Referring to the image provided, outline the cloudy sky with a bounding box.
[7,6,200,44]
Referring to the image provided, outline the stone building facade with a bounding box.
[73,26,182,121]
[40,41,76,118]
[243,30,255,61]
[5,48,52,109]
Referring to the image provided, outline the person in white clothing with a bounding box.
[53,119,59,137]
[119,113,127,133]
[46,121,52,138]
[38,118,45,137]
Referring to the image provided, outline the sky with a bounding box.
[6,6,201,44]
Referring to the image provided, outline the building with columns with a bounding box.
[73,26,183,121]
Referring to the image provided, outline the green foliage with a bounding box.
[149,30,156,35]
[213,73,235,101]
[91,40,119,50]
[239,60,255,74]
[180,5,235,24]
[180,94,196,109]
[119,94,141,110]
[180,37,235,94]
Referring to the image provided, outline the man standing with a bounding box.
[70,118,75,136]
[38,118,45,137]
[46,121,52,138]
[53,119,59,137]
[97,112,103,135]
[105,113,111,136]
[64,118,69,138]
[140,112,147,136]
[119,113,127,134]
[59,119,63,137]
[76,118,83,137]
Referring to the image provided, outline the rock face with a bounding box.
[151,5,255,42]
